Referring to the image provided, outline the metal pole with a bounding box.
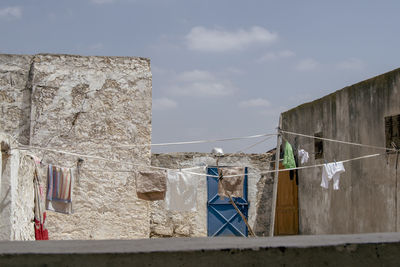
[228,195,255,237]
[270,115,282,236]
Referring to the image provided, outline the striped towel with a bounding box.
[47,164,73,203]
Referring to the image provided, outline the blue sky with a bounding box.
[1,0,400,153]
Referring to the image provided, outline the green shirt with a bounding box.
[283,141,296,169]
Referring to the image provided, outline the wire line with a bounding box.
[280,129,398,152]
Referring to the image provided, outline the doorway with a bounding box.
[274,163,299,235]
[207,167,249,237]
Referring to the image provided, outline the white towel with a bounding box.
[165,167,204,212]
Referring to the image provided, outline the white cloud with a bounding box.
[153,98,177,111]
[185,26,278,52]
[169,70,236,97]
[0,6,22,19]
[239,98,270,108]
[337,58,365,71]
[90,0,116,4]
[295,58,319,71]
[259,50,295,62]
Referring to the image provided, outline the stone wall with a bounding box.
[0,54,33,145]
[151,152,274,237]
[0,133,35,241]
[0,54,153,240]
[12,152,35,240]
[281,67,400,234]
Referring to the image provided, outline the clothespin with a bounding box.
[77,158,84,174]
[391,141,398,150]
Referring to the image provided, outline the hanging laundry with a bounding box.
[298,149,310,164]
[283,141,296,169]
[165,167,205,212]
[46,164,74,214]
[218,167,245,199]
[136,170,167,201]
[34,169,48,240]
[290,152,300,185]
[321,162,345,190]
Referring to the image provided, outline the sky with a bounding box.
[1,0,400,153]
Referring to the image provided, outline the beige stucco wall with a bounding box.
[151,152,274,237]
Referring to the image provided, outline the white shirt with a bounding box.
[321,162,345,190]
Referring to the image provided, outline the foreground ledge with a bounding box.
[1,233,400,266]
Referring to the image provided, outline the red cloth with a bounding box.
[34,212,49,240]
[34,168,49,241]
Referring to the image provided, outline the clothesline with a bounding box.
[178,152,384,177]
[280,129,399,152]
[14,128,398,159]
[15,133,275,173]
[16,145,174,172]
[82,152,383,178]
[10,127,396,177]
[13,134,273,178]
[113,133,278,148]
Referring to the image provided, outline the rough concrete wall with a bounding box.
[0,54,34,145]
[281,67,400,234]
[26,54,152,239]
[151,152,274,237]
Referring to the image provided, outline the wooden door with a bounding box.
[274,163,299,235]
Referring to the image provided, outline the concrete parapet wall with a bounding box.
[1,233,400,266]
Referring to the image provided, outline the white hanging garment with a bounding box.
[321,162,345,190]
[298,149,310,164]
[165,167,205,212]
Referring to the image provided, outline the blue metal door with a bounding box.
[207,167,249,237]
